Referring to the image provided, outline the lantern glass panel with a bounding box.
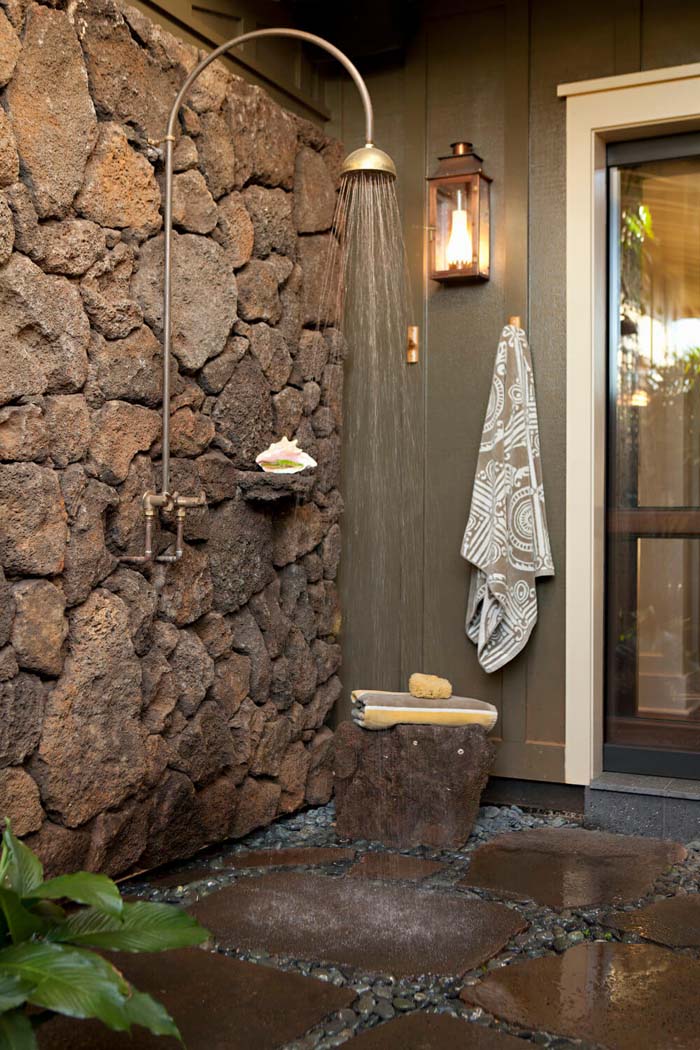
[435,180,474,273]
[477,174,490,277]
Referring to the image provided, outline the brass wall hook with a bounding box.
[407,325,419,363]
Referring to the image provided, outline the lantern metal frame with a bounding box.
[427,141,491,283]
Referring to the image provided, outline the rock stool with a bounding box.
[333,721,495,849]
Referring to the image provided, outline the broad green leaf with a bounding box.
[124,989,182,1041]
[32,873,123,919]
[0,1009,36,1050]
[52,901,208,953]
[0,973,32,1012]
[0,890,46,945]
[1,826,43,898]
[46,907,120,945]
[0,942,131,1031]
[29,901,65,923]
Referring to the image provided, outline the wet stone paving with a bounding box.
[121,802,700,1050]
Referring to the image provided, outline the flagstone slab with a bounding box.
[460,942,700,1050]
[604,894,700,948]
[348,853,446,882]
[344,1012,527,1048]
[190,871,526,978]
[145,862,232,889]
[37,947,354,1050]
[230,846,356,869]
[460,827,685,908]
[137,847,357,890]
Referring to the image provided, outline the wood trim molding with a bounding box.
[558,61,700,99]
[562,63,700,785]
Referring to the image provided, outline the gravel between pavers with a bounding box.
[124,802,700,1049]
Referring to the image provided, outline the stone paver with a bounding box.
[343,1012,526,1047]
[348,853,446,882]
[231,846,356,869]
[146,863,232,890]
[190,871,526,978]
[604,894,700,948]
[461,942,700,1050]
[135,848,356,891]
[460,827,686,908]
[120,802,700,1049]
[37,947,354,1050]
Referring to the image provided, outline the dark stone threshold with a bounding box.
[482,776,585,814]
[589,771,700,800]
[585,784,700,841]
[234,469,315,503]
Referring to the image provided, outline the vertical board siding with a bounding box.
[246,0,700,781]
[423,5,507,723]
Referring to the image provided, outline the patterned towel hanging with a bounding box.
[461,323,554,672]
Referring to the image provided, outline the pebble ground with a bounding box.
[126,803,700,1049]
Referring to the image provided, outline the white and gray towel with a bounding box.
[461,324,554,673]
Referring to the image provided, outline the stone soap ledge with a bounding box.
[233,468,315,502]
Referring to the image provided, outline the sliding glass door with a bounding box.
[606,134,700,779]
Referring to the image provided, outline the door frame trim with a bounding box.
[559,62,700,785]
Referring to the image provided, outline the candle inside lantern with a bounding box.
[446,189,472,270]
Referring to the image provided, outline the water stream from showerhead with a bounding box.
[321,168,415,693]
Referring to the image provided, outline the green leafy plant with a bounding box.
[0,820,209,1047]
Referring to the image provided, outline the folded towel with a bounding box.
[351,690,498,732]
[408,673,452,700]
[461,324,554,673]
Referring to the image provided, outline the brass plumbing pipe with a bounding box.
[124,29,387,563]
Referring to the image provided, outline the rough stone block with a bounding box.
[0,767,43,836]
[212,354,274,469]
[0,672,45,768]
[0,404,47,462]
[80,242,143,340]
[87,400,160,484]
[11,579,67,676]
[226,79,297,190]
[0,462,68,576]
[40,219,106,277]
[197,110,237,200]
[170,170,217,235]
[32,590,147,827]
[0,253,90,407]
[236,258,282,323]
[74,0,177,145]
[242,184,296,258]
[333,722,495,849]
[0,111,19,188]
[76,123,161,234]
[133,231,236,372]
[6,6,97,218]
[294,146,336,233]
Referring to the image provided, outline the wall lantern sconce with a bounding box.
[427,141,491,283]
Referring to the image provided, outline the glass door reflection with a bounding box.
[606,135,700,778]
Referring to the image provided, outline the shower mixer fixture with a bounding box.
[122,28,396,563]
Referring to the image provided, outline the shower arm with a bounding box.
[123,29,375,564]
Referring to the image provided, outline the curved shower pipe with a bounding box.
[123,28,393,563]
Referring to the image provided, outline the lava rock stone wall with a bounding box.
[0,0,344,876]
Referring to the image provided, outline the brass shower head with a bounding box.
[340,143,397,179]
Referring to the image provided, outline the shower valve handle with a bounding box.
[172,492,207,509]
[120,489,208,564]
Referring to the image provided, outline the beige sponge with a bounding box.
[408,673,452,700]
